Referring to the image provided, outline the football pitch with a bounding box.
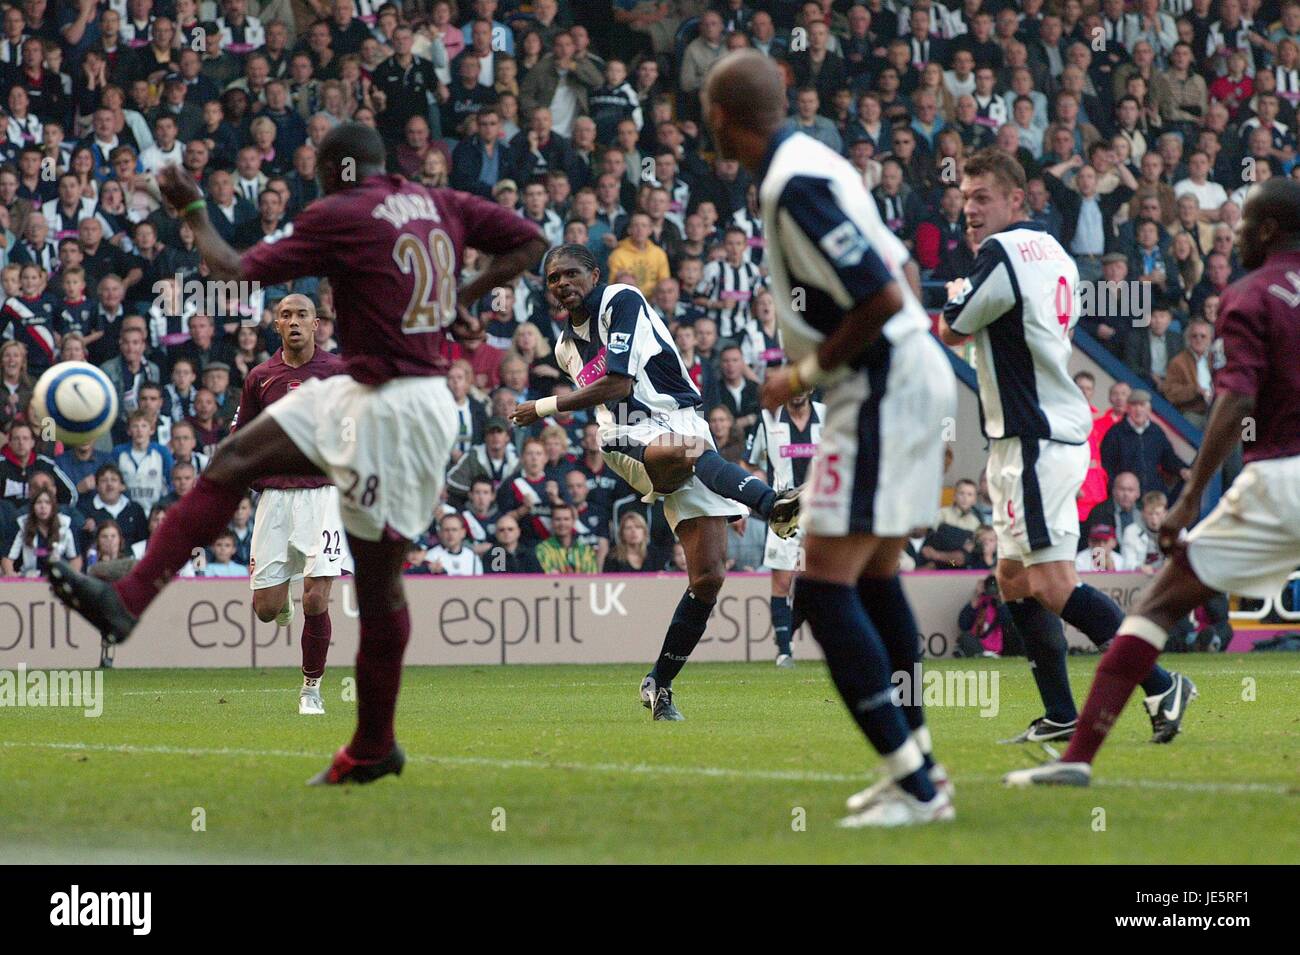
[2,657,1297,864]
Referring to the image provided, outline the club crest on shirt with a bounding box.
[608,331,631,354]
[820,220,868,268]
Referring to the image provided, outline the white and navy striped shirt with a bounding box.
[941,222,1092,444]
[759,129,930,379]
[747,401,825,492]
[701,257,766,340]
[730,207,766,266]
[554,283,700,428]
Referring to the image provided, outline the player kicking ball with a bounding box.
[747,391,824,667]
[231,294,352,715]
[706,51,957,826]
[47,123,548,784]
[511,244,801,721]
[1007,179,1300,787]
[938,150,1193,747]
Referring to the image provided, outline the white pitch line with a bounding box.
[1,739,1291,795]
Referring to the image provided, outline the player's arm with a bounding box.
[937,240,1017,346]
[760,176,905,408]
[157,166,245,280]
[454,191,548,304]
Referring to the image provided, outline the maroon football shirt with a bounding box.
[1214,249,1300,464]
[231,346,346,490]
[240,175,542,384]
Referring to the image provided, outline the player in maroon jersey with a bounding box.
[1007,177,1300,787]
[49,124,548,785]
[231,293,351,716]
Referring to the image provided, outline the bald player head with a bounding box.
[1238,177,1300,269]
[703,50,789,171]
[274,293,319,359]
[318,122,387,194]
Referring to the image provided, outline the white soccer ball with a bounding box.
[31,361,119,446]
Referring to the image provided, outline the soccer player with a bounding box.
[511,244,801,721]
[938,149,1193,746]
[1007,178,1300,786]
[706,51,957,826]
[230,293,352,716]
[747,390,824,667]
[48,123,549,785]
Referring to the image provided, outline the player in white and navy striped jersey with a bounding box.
[747,394,824,666]
[706,50,956,827]
[939,148,1187,747]
[699,226,767,339]
[510,244,800,722]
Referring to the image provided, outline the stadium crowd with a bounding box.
[0,0,1271,582]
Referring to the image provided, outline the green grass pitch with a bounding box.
[2,657,1297,863]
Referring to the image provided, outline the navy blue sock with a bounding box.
[857,576,933,767]
[770,595,792,655]
[794,578,935,802]
[649,590,714,687]
[693,449,776,516]
[1061,584,1173,696]
[1008,598,1077,723]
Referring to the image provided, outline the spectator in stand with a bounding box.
[536,502,598,574]
[1121,489,1169,574]
[1081,470,1143,548]
[483,512,543,574]
[3,486,78,577]
[422,512,485,576]
[1075,523,1128,572]
[603,510,653,573]
[1,419,75,506]
[1160,316,1215,426]
[607,211,670,297]
[920,478,983,569]
[78,462,148,550]
[1100,390,1189,496]
[1125,304,1185,389]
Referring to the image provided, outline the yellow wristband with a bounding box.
[182,199,207,216]
[535,395,559,417]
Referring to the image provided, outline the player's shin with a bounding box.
[692,449,777,516]
[794,578,935,802]
[650,589,715,687]
[770,595,792,656]
[348,604,412,761]
[302,609,332,682]
[1007,598,1077,723]
[857,575,934,767]
[114,474,245,618]
[1061,583,1174,697]
[1062,618,1167,765]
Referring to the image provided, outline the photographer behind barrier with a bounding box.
[956,575,1023,658]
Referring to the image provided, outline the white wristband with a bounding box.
[534,395,559,418]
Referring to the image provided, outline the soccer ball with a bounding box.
[31,361,119,446]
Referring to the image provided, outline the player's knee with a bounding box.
[251,593,281,622]
[301,588,330,616]
[689,565,726,603]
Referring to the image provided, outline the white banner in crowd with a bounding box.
[0,572,1155,670]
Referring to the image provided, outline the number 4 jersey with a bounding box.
[942,222,1092,445]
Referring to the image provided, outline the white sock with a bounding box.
[302,676,320,690]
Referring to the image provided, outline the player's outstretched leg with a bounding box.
[309,535,410,785]
[49,416,323,641]
[1005,558,1216,787]
[639,516,726,721]
[847,547,953,812]
[796,534,953,828]
[642,438,803,538]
